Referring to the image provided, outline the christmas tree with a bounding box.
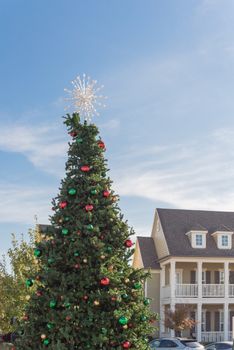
[16,76,156,350]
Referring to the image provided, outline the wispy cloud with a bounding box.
[112,128,234,212]
[0,184,52,224]
[0,123,67,176]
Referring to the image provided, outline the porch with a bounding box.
[161,303,234,342]
[161,261,234,298]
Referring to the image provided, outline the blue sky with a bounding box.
[1,0,234,255]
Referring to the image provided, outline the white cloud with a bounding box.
[0,123,67,176]
[112,128,234,212]
[0,184,52,224]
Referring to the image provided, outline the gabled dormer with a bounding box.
[186,224,208,249]
[211,225,233,249]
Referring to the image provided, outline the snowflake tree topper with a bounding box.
[64,74,106,122]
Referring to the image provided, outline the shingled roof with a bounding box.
[137,237,160,269]
[157,208,234,257]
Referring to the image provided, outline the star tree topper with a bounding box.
[64,74,106,122]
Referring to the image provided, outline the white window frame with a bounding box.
[219,270,225,284]
[202,270,206,284]
[201,310,206,332]
[176,269,183,284]
[196,234,203,246]
[221,235,229,247]
[219,310,224,331]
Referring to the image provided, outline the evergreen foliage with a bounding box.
[16,114,156,350]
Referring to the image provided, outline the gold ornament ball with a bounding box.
[123,325,128,329]
[125,278,130,283]
[100,255,105,259]
[83,258,87,263]
[108,265,114,271]
[94,300,100,306]
[25,295,31,301]
[41,334,46,340]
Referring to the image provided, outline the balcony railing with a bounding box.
[201,332,224,342]
[162,283,234,298]
[175,284,198,297]
[202,284,224,297]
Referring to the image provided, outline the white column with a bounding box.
[160,304,165,335]
[161,265,165,287]
[197,303,202,342]
[224,261,229,299]
[160,265,166,335]
[170,302,175,337]
[170,260,176,298]
[197,261,203,299]
[170,261,176,337]
[224,302,229,341]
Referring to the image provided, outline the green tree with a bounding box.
[16,113,156,350]
[0,228,40,333]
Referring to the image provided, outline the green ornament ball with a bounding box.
[133,282,142,290]
[64,216,70,221]
[49,300,57,308]
[87,224,94,231]
[140,315,148,321]
[143,298,150,305]
[34,248,42,257]
[91,189,97,195]
[68,188,76,195]
[76,137,83,143]
[64,302,71,308]
[47,323,54,330]
[26,279,33,287]
[106,246,112,253]
[121,294,129,300]
[43,339,50,346]
[74,252,79,257]
[62,228,69,235]
[48,258,55,264]
[118,316,128,325]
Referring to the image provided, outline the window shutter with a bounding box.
[206,271,211,284]
[206,311,211,331]
[230,311,234,331]
[215,271,220,284]
[214,311,220,331]
[230,272,234,284]
[190,271,196,284]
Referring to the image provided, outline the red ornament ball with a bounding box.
[69,131,77,137]
[122,341,131,349]
[36,290,43,297]
[59,201,67,209]
[74,264,80,269]
[66,315,71,321]
[124,239,133,248]
[103,190,110,197]
[83,295,88,301]
[98,140,106,149]
[100,277,110,286]
[81,165,90,172]
[85,204,94,212]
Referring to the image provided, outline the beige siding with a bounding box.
[132,240,143,269]
[146,272,160,315]
[151,210,169,259]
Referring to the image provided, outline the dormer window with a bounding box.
[196,234,203,246]
[186,229,208,249]
[221,235,229,247]
[211,228,233,249]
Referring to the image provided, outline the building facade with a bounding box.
[132,208,234,342]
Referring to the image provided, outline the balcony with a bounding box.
[162,283,234,298]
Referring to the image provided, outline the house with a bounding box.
[132,208,234,342]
